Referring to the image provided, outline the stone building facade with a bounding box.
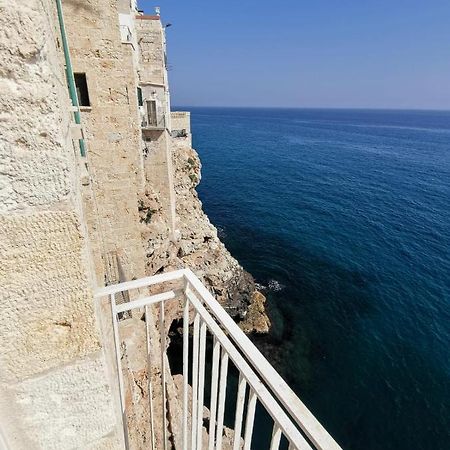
[63,0,148,287]
[0,0,121,448]
[0,0,269,448]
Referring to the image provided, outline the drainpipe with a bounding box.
[55,0,86,157]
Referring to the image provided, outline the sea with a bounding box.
[183,107,450,450]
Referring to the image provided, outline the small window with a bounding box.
[137,87,143,106]
[74,73,90,107]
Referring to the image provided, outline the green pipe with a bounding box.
[55,0,86,157]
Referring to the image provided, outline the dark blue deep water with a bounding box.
[184,108,450,450]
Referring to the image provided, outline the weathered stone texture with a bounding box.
[0,0,269,447]
[62,0,147,286]
[0,0,74,212]
[141,134,270,333]
[118,315,165,450]
[173,141,270,332]
[4,354,118,450]
[135,17,165,85]
[171,111,191,135]
[0,0,119,448]
[0,212,100,381]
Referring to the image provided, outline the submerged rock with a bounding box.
[239,290,270,334]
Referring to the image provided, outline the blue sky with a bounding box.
[139,1,450,109]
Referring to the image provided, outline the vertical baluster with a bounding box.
[196,321,207,450]
[191,312,200,450]
[110,294,130,450]
[160,300,168,450]
[145,305,156,450]
[232,374,247,450]
[215,349,229,450]
[183,295,190,450]
[269,424,282,450]
[208,337,221,450]
[243,390,257,450]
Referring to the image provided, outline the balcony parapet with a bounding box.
[170,111,190,138]
[141,114,166,131]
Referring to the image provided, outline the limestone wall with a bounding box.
[61,0,147,286]
[171,139,270,333]
[0,2,269,447]
[135,13,177,243]
[0,0,119,448]
[59,2,170,448]
[141,129,177,241]
[135,16,165,86]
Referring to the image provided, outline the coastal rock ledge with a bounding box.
[140,136,270,334]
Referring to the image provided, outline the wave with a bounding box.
[256,279,285,292]
[216,226,227,239]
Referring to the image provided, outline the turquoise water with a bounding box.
[185,108,450,450]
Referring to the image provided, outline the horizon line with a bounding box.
[172,105,450,113]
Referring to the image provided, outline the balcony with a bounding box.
[95,269,342,450]
[141,113,166,131]
[141,99,166,131]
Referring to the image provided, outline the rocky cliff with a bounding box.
[139,135,270,334]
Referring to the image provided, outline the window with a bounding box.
[74,73,90,107]
[137,87,143,106]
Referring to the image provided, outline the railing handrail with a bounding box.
[96,268,342,450]
[183,269,342,450]
[94,268,185,297]
[185,287,312,449]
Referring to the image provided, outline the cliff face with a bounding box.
[139,135,270,334]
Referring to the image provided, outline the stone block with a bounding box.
[1,353,119,450]
[0,211,100,381]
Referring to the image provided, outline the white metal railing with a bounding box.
[141,112,166,130]
[94,269,342,450]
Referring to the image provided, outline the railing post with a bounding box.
[243,390,257,450]
[208,337,221,450]
[191,312,200,450]
[270,424,282,450]
[182,280,190,450]
[232,374,247,450]
[215,349,229,450]
[196,321,207,450]
[110,294,130,450]
[144,305,156,450]
[160,301,168,450]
